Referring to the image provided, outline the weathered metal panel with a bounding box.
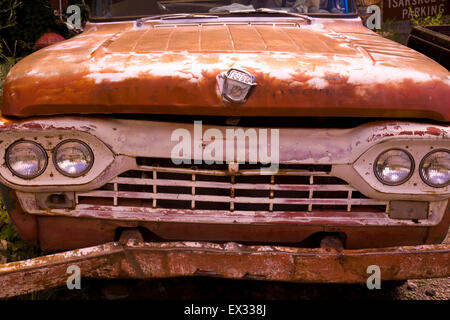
[0,237,449,298]
[389,201,429,220]
[0,118,448,202]
[2,18,449,120]
[0,184,38,244]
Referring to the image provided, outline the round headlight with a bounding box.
[374,149,414,185]
[53,140,94,177]
[5,141,48,179]
[420,150,449,188]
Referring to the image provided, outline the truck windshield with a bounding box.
[88,0,356,19]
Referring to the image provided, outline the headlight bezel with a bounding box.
[53,139,94,178]
[5,140,49,179]
[373,148,415,186]
[419,149,450,188]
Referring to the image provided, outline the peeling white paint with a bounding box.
[307,77,329,89]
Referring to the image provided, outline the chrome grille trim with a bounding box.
[78,190,385,206]
[77,162,389,213]
[110,177,354,191]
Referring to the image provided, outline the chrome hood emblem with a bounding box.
[217,69,257,104]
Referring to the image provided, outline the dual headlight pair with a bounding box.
[374,149,449,187]
[5,140,94,179]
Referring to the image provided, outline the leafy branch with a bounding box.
[0,0,21,28]
[409,7,444,26]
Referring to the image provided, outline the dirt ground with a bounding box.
[9,228,448,301]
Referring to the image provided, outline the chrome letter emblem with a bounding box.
[217,69,256,104]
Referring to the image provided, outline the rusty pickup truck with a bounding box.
[0,0,449,297]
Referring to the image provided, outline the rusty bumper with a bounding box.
[0,233,449,298]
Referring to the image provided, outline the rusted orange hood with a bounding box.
[2,18,450,121]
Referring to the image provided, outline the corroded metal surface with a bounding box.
[0,118,448,251]
[0,118,448,200]
[0,238,449,298]
[0,242,123,298]
[0,184,38,244]
[2,18,449,120]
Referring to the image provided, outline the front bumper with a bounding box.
[0,232,449,298]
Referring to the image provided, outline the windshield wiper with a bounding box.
[137,13,219,25]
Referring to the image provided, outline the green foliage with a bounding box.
[0,40,21,105]
[0,0,69,57]
[0,0,90,58]
[409,7,445,26]
[0,196,40,262]
[375,19,405,45]
[0,0,20,31]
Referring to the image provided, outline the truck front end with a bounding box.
[0,0,448,297]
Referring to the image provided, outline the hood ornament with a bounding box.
[217,69,257,104]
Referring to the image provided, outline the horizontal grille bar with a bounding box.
[136,165,332,177]
[79,190,385,206]
[113,177,354,191]
[77,160,388,213]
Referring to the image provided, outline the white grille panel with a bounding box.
[77,160,388,213]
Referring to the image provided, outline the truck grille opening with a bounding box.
[77,158,388,213]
